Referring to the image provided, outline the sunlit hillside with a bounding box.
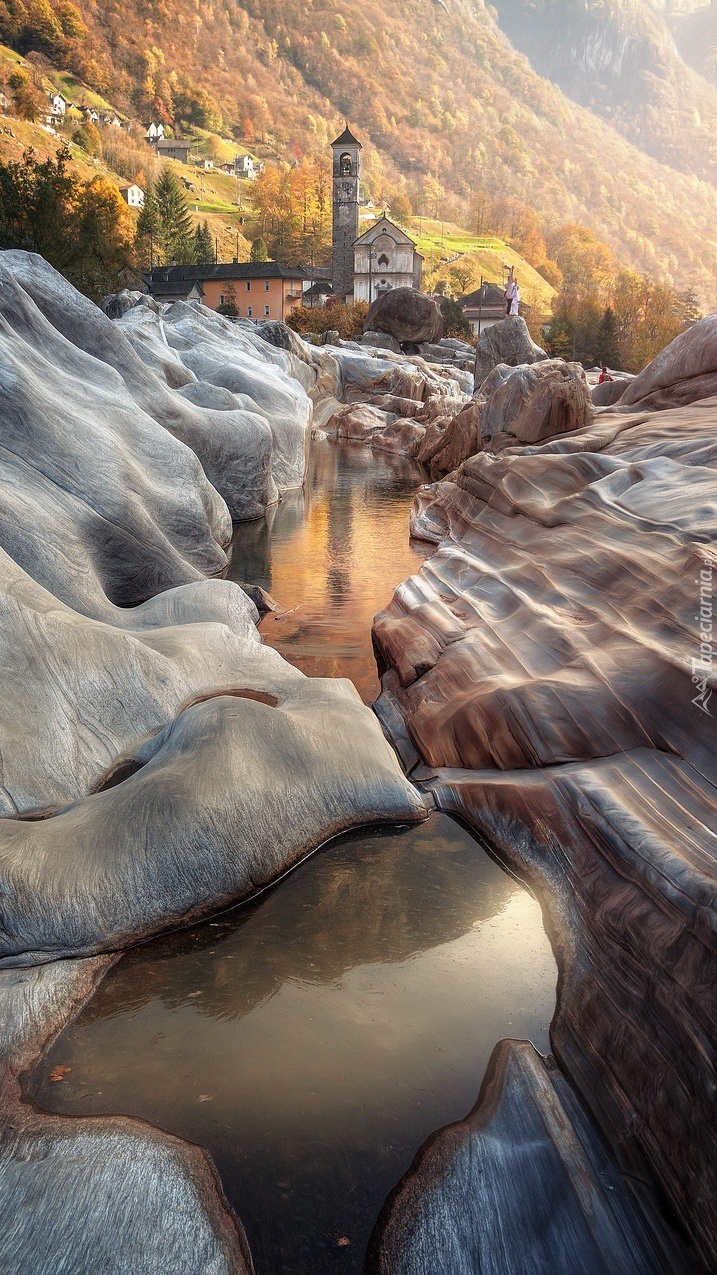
[2,0,717,306]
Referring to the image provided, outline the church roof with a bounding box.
[354,213,417,249]
[331,124,362,148]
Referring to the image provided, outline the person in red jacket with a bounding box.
[598,366,614,383]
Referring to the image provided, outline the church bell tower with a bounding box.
[331,125,361,302]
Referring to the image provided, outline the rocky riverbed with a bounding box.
[0,253,714,1273]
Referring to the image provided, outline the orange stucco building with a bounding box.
[147,263,308,321]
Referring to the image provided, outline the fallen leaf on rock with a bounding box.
[50,1066,71,1082]
[197,1093,214,1103]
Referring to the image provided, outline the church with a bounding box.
[330,126,423,303]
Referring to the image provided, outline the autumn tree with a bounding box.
[596,307,620,369]
[217,280,238,318]
[0,147,136,300]
[8,69,45,120]
[250,157,331,264]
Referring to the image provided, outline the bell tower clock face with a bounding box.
[337,180,356,202]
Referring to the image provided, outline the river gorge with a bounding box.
[0,254,715,1275]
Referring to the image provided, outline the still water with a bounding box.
[31,816,556,1275]
[225,439,433,702]
[29,440,556,1274]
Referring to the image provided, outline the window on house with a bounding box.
[219,295,224,306]
[264,281,270,291]
[264,305,270,316]
[247,306,252,317]
[245,281,251,291]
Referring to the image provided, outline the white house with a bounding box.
[118,183,145,208]
[50,92,66,119]
[352,213,423,303]
[145,122,165,141]
[234,153,260,179]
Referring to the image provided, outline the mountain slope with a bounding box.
[490,0,717,184]
[4,0,717,304]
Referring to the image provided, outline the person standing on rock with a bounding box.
[505,275,520,317]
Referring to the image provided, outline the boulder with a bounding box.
[474,315,547,387]
[100,289,146,319]
[415,401,482,478]
[620,314,717,411]
[591,376,631,406]
[480,359,592,447]
[325,402,397,441]
[364,288,443,346]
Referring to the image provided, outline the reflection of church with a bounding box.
[331,126,423,304]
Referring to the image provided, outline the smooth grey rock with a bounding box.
[0,264,233,617]
[474,315,548,386]
[158,302,313,488]
[369,1040,688,1275]
[0,688,426,965]
[362,330,402,354]
[592,376,631,406]
[620,314,717,411]
[2,252,279,520]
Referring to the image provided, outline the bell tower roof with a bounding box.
[331,124,362,149]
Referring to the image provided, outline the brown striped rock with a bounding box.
[373,398,717,1267]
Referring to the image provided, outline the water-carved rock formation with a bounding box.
[3,253,312,522]
[619,312,717,411]
[0,255,431,1268]
[373,359,717,1267]
[368,1040,689,1275]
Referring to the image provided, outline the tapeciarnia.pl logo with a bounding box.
[692,557,714,716]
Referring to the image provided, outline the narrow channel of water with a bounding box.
[225,438,433,703]
[27,439,557,1275]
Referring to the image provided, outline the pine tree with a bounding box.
[136,182,160,268]
[250,236,268,262]
[193,219,214,264]
[596,306,620,369]
[154,167,194,265]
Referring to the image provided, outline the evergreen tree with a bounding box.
[193,219,214,264]
[136,182,160,268]
[596,307,620,368]
[250,236,268,262]
[154,167,194,265]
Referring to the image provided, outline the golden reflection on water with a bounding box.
[227,440,432,702]
[31,816,556,1275]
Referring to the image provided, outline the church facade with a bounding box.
[330,127,423,302]
[353,214,423,303]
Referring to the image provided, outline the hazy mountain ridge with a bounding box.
[490,0,717,183]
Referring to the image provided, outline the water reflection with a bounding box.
[30,815,556,1275]
[227,440,432,702]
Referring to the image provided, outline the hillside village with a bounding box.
[0,41,558,331]
[0,27,705,371]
